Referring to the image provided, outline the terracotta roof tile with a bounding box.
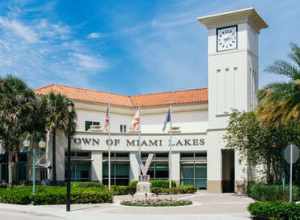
[131,89,208,107]
[35,84,208,107]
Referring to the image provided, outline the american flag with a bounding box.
[104,104,110,132]
[131,108,140,131]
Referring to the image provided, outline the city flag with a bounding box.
[162,106,172,132]
[131,108,140,131]
[104,104,110,132]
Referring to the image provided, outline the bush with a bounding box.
[128,181,137,195]
[248,183,300,201]
[111,185,130,195]
[151,185,197,195]
[150,180,176,188]
[0,187,32,204]
[71,181,104,188]
[248,201,300,220]
[0,186,113,205]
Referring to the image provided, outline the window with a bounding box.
[103,152,130,185]
[142,153,169,180]
[180,152,207,189]
[85,121,100,131]
[69,161,91,181]
[120,124,127,133]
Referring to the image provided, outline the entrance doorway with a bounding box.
[221,149,235,193]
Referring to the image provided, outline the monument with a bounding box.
[134,153,154,197]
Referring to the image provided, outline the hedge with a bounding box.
[152,185,197,194]
[0,186,113,205]
[248,201,300,220]
[150,180,176,188]
[248,183,300,201]
[0,187,32,204]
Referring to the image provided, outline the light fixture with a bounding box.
[67,101,74,113]
[23,139,30,148]
[38,140,46,149]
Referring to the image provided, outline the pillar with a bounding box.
[91,151,102,182]
[206,131,222,193]
[129,152,140,181]
[169,152,180,185]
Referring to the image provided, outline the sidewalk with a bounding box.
[0,192,253,220]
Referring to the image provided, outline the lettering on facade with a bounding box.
[72,136,205,148]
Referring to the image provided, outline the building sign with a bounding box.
[71,132,206,151]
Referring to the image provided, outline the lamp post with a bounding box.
[23,137,46,195]
[66,101,74,212]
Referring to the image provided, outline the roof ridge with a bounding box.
[131,87,207,97]
[35,84,207,97]
[34,84,208,107]
[37,83,130,98]
[35,83,57,91]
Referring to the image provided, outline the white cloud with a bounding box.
[87,32,102,39]
[0,17,38,43]
[73,53,108,70]
[0,1,109,89]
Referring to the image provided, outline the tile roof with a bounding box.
[35,84,208,107]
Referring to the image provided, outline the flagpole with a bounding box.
[108,103,111,191]
[169,105,173,189]
[138,107,142,180]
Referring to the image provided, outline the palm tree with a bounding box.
[257,43,300,126]
[0,75,36,185]
[44,92,76,184]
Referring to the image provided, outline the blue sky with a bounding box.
[0,0,299,95]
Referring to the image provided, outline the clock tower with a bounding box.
[198,8,268,192]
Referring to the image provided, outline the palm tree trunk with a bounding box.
[8,151,13,186]
[52,129,57,184]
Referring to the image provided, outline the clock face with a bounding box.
[217,25,238,52]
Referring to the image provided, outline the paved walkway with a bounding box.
[0,192,254,220]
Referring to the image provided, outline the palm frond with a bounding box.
[265,60,300,80]
[288,43,300,67]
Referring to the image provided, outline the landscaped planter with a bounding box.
[120,199,192,207]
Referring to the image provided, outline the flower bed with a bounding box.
[121,199,192,207]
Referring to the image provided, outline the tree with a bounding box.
[0,75,36,185]
[224,111,299,184]
[43,92,76,183]
[257,43,300,126]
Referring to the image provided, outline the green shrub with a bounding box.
[248,201,300,220]
[71,181,104,188]
[0,186,113,205]
[111,185,130,195]
[248,183,300,201]
[0,187,32,204]
[128,181,137,195]
[151,185,196,194]
[150,180,176,188]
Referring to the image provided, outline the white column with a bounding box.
[91,151,102,182]
[169,152,180,185]
[56,130,66,182]
[206,131,223,193]
[129,152,140,181]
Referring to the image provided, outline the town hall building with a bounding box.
[0,8,268,193]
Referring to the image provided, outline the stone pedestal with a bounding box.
[134,181,152,198]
